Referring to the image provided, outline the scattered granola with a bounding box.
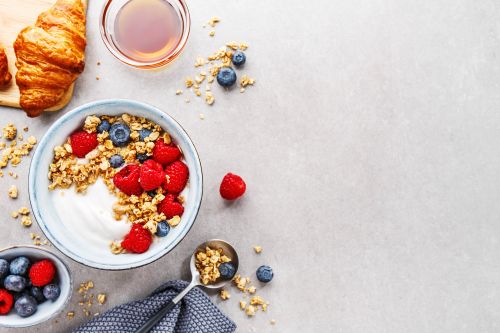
[178,42,255,106]
[2,124,17,140]
[0,123,37,168]
[8,185,18,198]
[97,293,107,305]
[231,274,270,317]
[207,16,220,27]
[253,246,262,254]
[21,216,32,228]
[270,319,276,325]
[195,246,231,285]
[67,311,75,319]
[220,289,231,300]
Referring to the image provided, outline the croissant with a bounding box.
[0,47,12,86]
[14,0,86,117]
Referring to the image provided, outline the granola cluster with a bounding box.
[0,123,36,169]
[195,246,232,285]
[178,42,255,106]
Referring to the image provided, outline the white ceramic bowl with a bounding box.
[0,246,72,328]
[29,99,203,270]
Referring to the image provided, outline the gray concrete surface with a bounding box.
[1,0,500,332]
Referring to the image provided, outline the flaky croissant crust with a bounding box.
[0,47,12,86]
[14,0,86,117]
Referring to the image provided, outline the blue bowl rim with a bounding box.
[0,245,73,328]
[28,99,203,270]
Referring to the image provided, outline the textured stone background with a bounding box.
[1,0,500,332]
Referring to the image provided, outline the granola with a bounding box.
[195,246,231,285]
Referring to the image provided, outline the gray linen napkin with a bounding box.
[73,280,237,333]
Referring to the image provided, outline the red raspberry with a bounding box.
[70,131,98,158]
[113,164,143,196]
[139,160,165,191]
[163,161,189,194]
[220,173,246,200]
[121,224,152,254]
[152,140,181,166]
[0,289,13,315]
[158,194,184,219]
[29,259,56,287]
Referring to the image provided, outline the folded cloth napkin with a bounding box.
[73,280,236,333]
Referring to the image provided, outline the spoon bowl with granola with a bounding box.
[29,99,202,270]
[135,239,238,333]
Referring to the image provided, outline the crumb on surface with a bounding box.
[253,246,262,254]
[220,289,230,300]
[8,185,18,198]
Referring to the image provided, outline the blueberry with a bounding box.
[43,284,60,301]
[136,153,150,163]
[139,129,152,141]
[232,51,246,67]
[109,123,131,147]
[256,265,273,283]
[0,259,8,279]
[219,263,236,279]
[15,295,37,317]
[155,221,170,237]
[217,67,237,87]
[30,287,46,303]
[147,190,157,198]
[109,154,124,168]
[4,275,27,292]
[9,256,30,275]
[97,120,111,133]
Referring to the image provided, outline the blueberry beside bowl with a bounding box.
[0,246,72,328]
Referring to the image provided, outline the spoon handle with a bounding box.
[135,282,197,333]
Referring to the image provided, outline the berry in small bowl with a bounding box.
[0,246,71,328]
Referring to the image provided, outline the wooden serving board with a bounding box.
[0,0,86,112]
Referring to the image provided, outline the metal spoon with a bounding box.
[136,239,239,333]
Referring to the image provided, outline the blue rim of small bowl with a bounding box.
[28,99,203,270]
[0,245,73,328]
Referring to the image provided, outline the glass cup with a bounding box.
[100,0,190,69]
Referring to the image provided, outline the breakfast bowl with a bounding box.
[29,99,203,270]
[0,246,72,328]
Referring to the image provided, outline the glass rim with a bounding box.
[99,0,191,69]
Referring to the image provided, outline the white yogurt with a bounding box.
[51,178,131,250]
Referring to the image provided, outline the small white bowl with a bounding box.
[29,99,203,270]
[0,246,72,328]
